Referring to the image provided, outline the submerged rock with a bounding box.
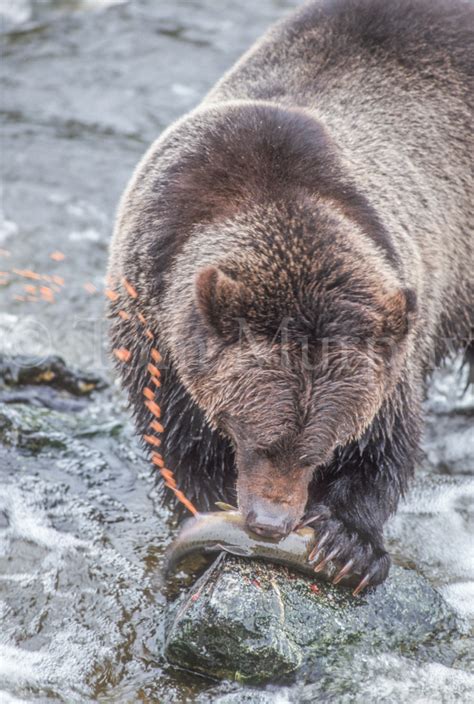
[0,354,107,397]
[165,556,461,684]
[0,355,120,452]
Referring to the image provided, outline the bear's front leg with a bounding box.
[304,402,420,594]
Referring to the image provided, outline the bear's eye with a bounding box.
[256,448,275,461]
[298,454,315,469]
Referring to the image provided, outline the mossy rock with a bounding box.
[165,556,460,684]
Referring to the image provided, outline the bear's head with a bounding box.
[164,199,417,537]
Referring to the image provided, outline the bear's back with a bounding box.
[207,0,473,106]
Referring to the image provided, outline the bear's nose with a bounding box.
[246,505,292,540]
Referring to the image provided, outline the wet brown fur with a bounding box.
[108,0,473,586]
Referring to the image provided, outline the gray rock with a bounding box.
[0,354,123,452]
[0,354,107,396]
[165,555,460,684]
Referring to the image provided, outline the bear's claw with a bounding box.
[353,574,371,596]
[299,513,324,528]
[332,558,355,584]
[313,546,339,572]
[304,506,390,593]
[315,530,330,552]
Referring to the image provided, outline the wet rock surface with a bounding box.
[0,354,107,396]
[0,354,108,417]
[165,557,461,684]
[1,0,473,701]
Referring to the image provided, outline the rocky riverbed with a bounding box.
[1,1,473,702]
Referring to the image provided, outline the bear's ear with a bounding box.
[382,287,417,341]
[195,265,250,339]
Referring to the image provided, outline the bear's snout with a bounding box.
[237,459,313,540]
[245,498,296,539]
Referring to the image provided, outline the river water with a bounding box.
[1,1,473,701]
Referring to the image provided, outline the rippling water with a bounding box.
[1,1,473,701]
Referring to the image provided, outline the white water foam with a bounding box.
[426,359,474,414]
[0,0,31,26]
[0,477,152,701]
[441,582,474,619]
[0,486,88,552]
[0,692,31,704]
[361,655,474,703]
[0,202,19,245]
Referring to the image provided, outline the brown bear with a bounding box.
[107,0,473,592]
